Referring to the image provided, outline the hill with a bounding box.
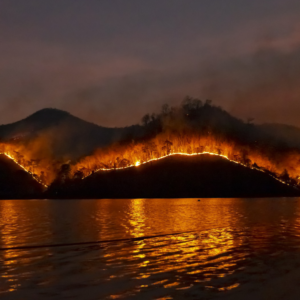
[1,105,300,164]
[1,101,300,195]
[0,154,43,199]
[46,154,300,198]
[259,123,300,149]
[0,108,144,161]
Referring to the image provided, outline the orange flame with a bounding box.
[0,131,299,189]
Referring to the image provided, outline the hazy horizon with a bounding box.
[1,0,300,127]
[2,102,300,130]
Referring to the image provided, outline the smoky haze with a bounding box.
[0,0,300,127]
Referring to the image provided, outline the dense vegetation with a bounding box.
[1,98,300,198]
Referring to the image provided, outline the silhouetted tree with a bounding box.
[74,170,84,180]
[40,171,46,183]
[240,149,251,166]
[215,148,222,155]
[181,96,203,116]
[14,151,21,163]
[204,99,212,106]
[148,141,157,158]
[58,164,71,183]
[280,169,290,182]
[120,158,130,168]
[150,113,157,122]
[141,114,151,126]
[32,159,41,176]
[164,140,173,155]
[47,163,72,196]
[161,104,171,115]
[142,144,150,159]
[19,154,24,165]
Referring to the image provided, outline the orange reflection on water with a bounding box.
[115,199,243,292]
[0,201,26,292]
[127,199,152,277]
[0,201,24,259]
[128,199,147,238]
[0,200,54,294]
[1,198,275,298]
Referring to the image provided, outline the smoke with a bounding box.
[58,40,300,128]
[1,25,300,128]
[212,43,300,125]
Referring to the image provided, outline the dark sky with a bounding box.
[1,0,300,127]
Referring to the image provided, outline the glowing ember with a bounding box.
[0,100,298,191]
[0,130,299,190]
[74,130,300,190]
[0,152,48,188]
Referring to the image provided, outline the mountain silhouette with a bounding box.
[259,123,300,149]
[0,103,300,199]
[0,108,144,160]
[1,106,300,162]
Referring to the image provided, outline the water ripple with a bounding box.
[1,198,300,299]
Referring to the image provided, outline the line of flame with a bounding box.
[83,151,294,189]
[0,150,294,191]
[0,152,48,188]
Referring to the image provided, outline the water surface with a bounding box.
[1,198,300,299]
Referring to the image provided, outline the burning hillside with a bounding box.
[47,154,297,198]
[0,154,44,198]
[0,108,143,185]
[72,99,300,189]
[0,98,300,193]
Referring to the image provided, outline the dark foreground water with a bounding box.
[1,198,300,299]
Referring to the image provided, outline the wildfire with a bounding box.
[0,100,298,193]
[0,151,48,188]
[0,130,299,190]
[72,129,300,191]
[81,150,293,188]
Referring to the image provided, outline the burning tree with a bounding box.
[164,140,173,155]
[1,98,300,190]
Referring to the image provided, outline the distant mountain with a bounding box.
[0,108,144,161]
[0,102,300,197]
[259,123,300,149]
[0,154,43,198]
[1,107,300,165]
[46,154,299,198]
[0,103,300,198]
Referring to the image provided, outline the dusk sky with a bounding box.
[1,0,300,127]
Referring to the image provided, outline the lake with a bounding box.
[1,198,300,299]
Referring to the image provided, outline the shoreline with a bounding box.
[1,195,300,200]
